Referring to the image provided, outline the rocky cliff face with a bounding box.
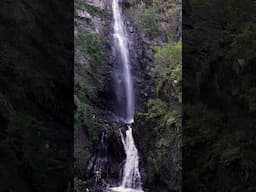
[74,0,181,191]
[123,1,182,192]
[74,0,125,190]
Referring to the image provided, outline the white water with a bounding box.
[109,0,143,191]
[112,0,134,123]
[110,126,143,192]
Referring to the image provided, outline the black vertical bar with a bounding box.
[183,0,256,191]
[0,0,74,191]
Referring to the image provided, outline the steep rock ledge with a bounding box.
[74,0,181,192]
[122,1,182,192]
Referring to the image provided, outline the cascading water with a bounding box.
[112,0,134,123]
[109,0,143,191]
[109,125,143,192]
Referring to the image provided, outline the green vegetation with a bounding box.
[76,31,105,77]
[148,98,182,167]
[124,0,182,190]
[73,0,182,191]
[75,31,106,103]
[74,31,105,98]
[74,3,108,171]
[128,5,160,38]
[74,30,105,143]
[75,0,109,18]
[126,0,181,39]
[84,3,109,18]
[141,7,160,37]
[153,40,182,102]
[75,103,100,142]
[135,38,182,191]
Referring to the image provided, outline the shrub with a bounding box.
[74,103,100,142]
[74,31,105,142]
[75,31,105,74]
[141,7,160,37]
[153,40,182,102]
[131,5,160,38]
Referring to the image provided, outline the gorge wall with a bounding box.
[74,0,181,191]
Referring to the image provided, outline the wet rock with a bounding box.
[128,26,134,33]
[120,0,131,8]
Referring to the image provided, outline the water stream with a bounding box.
[112,0,134,123]
[109,126,143,192]
[109,0,143,191]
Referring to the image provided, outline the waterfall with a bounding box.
[109,127,143,191]
[120,126,143,189]
[109,0,143,191]
[112,0,134,123]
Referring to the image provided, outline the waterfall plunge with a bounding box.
[109,0,143,191]
[112,0,134,123]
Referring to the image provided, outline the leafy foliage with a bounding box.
[153,40,182,103]
[128,5,160,38]
[74,5,107,168]
[126,0,181,40]
[75,31,105,77]
[127,1,182,189]
[140,7,160,37]
[134,37,181,191]
[135,98,181,190]
[74,30,105,143]
[75,103,100,142]
[74,31,105,98]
